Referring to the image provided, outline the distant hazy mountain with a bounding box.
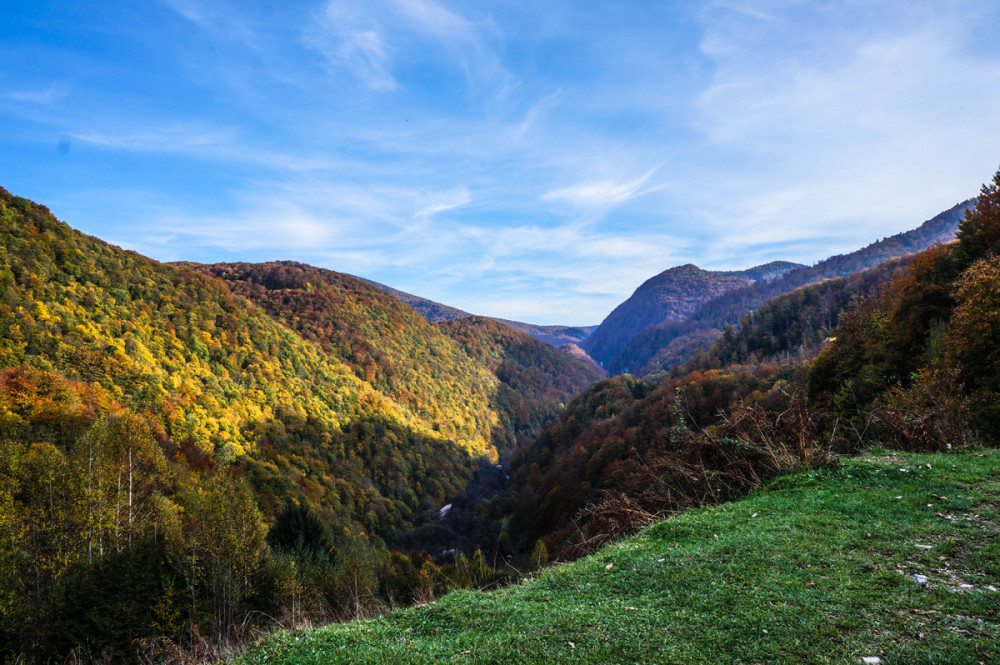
[360,278,596,347]
[580,261,804,370]
[359,278,472,322]
[490,319,597,347]
[627,199,974,376]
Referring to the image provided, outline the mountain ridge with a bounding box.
[609,200,974,375]
[3,175,996,663]
[0,188,602,535]
[0,186,605,659]
[580,260,805,369]
[359,277,597,347]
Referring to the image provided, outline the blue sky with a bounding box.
[3,0,1000,325]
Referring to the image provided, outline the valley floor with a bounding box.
[238,449,1000,665]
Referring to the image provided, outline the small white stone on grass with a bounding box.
[861,658,882,664]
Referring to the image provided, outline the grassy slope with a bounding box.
[241,449,999,664]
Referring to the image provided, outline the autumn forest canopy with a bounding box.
[2,165,1000,663]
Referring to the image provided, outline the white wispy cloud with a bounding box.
[541,165,664,210]
[414,188,472,219]
[7,0,1000,325]
[159,0,258,46]
[686,0,1000,264]
[140,205,336,255]
[74,124,239,152]
[308,1,399,91]
[159,0,207,26]
[3,85,69,106]
[307,0,501,91]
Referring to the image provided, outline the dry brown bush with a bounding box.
[566,394,831,558]
[869,367,976,451]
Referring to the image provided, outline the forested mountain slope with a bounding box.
[0,189,484,529]
[689,256,916,369]
[438,316,603,452]
[0,189,478,658]
[0,188,602,661]
[580,261,803,371]
[0,188,600,525]
[622,200,973,376]
[194,263,603,456]
[193,262,501,454]
[507,180,997,557]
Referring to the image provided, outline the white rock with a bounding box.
[861,658,882,664]
[912,574,929,586]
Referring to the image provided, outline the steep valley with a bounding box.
[2,171,999,664]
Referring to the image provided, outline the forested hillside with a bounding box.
[581,261,803,371]
[0,190,476,524]
[194,262,500,455]
[619,201,972,376]
[688,256,916,370]
[196,263,601,457]
[1,168,995,663]
[509,178,997,558]
[438,317,603,451]
[810,184,1000,443]
[0,189,601,662]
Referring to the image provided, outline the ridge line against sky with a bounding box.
[2,0,1000,325]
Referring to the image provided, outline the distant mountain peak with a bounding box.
[580,259,804,368]
[613,200,975,376]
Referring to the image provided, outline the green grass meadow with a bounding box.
[239,449,1000,664]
